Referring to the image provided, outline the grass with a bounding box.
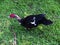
[0,0,60,45]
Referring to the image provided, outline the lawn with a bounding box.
[0,0,60,45]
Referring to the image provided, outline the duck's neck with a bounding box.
[15,15,22,21]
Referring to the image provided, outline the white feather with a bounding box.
[30,17,36,26]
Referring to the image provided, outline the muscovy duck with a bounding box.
[9,14,53,29]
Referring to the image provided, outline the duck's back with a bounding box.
[19,14,45,28]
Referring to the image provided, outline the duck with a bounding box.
[9,14,53,29]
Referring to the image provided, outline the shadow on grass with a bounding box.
[55,0,60,4]
[0,0,4,4]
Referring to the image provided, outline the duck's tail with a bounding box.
[42,19,53,25]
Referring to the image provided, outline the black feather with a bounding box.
[18,14,53,29]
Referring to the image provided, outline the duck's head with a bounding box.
[9,14,16,18]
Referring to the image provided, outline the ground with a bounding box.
[0,0,60,45]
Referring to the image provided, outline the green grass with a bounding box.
[0,0,60,45]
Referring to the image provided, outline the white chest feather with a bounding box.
[30,17,36,26]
